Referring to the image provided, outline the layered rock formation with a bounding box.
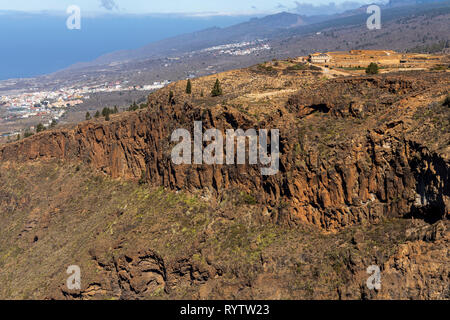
[1,70,448,231]
[0,66,448,300]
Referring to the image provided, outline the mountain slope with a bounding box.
[82,1,450,67]
[1,160,448,299]
[0,62,449,299]
[2,66,449,229]
[1,1,449,96]
[73,12,309,67]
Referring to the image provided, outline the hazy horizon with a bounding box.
[0,13,254,80]
[0,0,386,16]
[0,0,402,81]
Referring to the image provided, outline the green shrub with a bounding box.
[138,170,147,185]
[287,63,308,71]
[36,123,45,133]
[186,79,192,94]
[211,79,223,97]
[24,130,34,138]
[168,91,175,104]
[366,62,379,75]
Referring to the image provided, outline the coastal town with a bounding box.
[0,80,171,140]
[199,39,271,56]
[0,49,447,143]
[0,40,276,141]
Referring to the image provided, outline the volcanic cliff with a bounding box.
[0,62,448,299]
[1,68,448,230]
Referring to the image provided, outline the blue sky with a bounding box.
[0,0,382,15]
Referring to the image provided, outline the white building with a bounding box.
[308,53,332,64]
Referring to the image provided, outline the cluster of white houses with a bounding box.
[308,53,332,64]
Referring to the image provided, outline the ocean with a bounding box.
[0,12,251,80]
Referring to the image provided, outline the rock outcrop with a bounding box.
[0,68,448,300]
[0,71,448,231]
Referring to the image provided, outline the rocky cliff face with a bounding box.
[1,159,447,300]
[1,71,448,231]
[0,66,448,300]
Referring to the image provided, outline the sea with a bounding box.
[0,11,251,80]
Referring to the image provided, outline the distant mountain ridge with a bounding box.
[74,0,449,69]
[80,12,314,67]
[388,0,447,6]
[1,0,448,94]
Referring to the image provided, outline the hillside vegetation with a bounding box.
[0,59,448,299]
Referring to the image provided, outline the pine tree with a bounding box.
[114,106,119,114]
[186,79,192,94]
[50,119,57,128]
[94,110,100,118]
[85,112,91,120]
[211,79,223,97]
[105,112,110,121]
[128,102,139,111]
[24,129,33,138]
[36,123,45,133]
[366,62,379,75]
[102,107,110,117]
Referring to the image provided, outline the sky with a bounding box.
[0,0,387,79]
[0,0,383,15]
